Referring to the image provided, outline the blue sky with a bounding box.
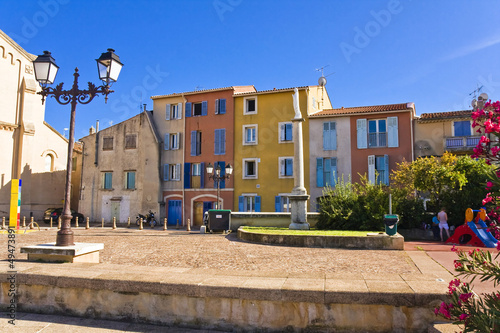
[2,0,500,139]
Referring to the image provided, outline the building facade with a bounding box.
[309,103,416,207]
[233,86,331,213]
[414,110,479,157]
[0,28,71,221]
[78,111,161,223]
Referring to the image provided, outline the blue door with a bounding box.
[203,201,213,214]
[167,200,182,225]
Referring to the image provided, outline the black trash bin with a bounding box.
[383,214,399,236]
[207,209,231,233]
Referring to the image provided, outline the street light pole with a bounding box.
[206,163,233,210]
[33,49,123,246]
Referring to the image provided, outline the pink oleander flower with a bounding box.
[451,245,457,252]
[487,181,494,189]
[459,313,469,321]
[454,260,463,269]
[491,146,500,156]
[459,293,473,303]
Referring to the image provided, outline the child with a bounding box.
[437,207,451,242]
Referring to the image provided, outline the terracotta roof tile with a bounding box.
[418,110,472,121]
[310,103,413,117]
[233,86,313,96]
[151,86,255,99]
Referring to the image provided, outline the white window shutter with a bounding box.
[165,104,171,120]
[164,134,170,150]
[368,155,376,184]
[175,163,181,180]
[177,103,182,119]
[280,124,285,141]
[357,119,367,149]
[387,116,399,147]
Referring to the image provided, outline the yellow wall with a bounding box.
[233,89,312,212]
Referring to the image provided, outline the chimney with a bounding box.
[89,126,96,135]
[96,120,99,132]
[143,104,147,112]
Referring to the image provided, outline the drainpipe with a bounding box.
[182,94,187,226]
[13,59,23,179]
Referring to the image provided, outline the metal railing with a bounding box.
[445,136,480,150]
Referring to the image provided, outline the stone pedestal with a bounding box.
[289,193,310,230]
[20,243,104,263]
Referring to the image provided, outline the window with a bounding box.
[102,172,112,189]
[357,117,398,149]
[243,158,258,179]
[192,163,201,176]
[125,171,135,189]
[323,121,337,150]
[166,103,182,120]
[279,122,293,143]
[279,157,293,178]
[243,124,257,145]
[214,129,226,155]
[316,157,337,187]
[45,154,53,172]
[215,99,226,114]
[275,195,291,212]
[191,131,202,156]
[368,155,389,185]
[368,119,387,148]
[238,195,261,212]
[164,133,180,150]
[163,164,181,181]
[454,121,471,137]
[103,137,113,151]
[244,96,257,114]
[72,157,77,171]
[125,134,137,149]
[193,102,202,116]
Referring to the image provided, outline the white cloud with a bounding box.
[440,34,500,62]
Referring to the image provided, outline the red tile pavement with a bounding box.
[405,241,498,295]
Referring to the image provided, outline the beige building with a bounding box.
[414,110,479,157]
[78,111,161,223]
[0,28,70,221]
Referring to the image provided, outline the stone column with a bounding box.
[289,88,310,230]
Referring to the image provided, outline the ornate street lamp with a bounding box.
[206,163,233,209]
[33,49,123,246]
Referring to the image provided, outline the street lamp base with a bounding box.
[56,215,75,246]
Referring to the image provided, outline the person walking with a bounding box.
[437,207,451,242]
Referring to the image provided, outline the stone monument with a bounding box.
[289,88,310,230]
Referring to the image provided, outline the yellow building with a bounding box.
[233,86,331,212]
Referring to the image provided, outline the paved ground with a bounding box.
[0,226,497,332]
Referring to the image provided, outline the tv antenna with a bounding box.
[315,65,335,86]
[195,85,203,91]
[469,85,487,109]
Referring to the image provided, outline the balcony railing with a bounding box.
[368,132,387,148]
[445,136,480,150]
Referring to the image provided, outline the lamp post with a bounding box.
[206,163,233,209]
[33,49,123,246]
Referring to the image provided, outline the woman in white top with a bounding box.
[437,208,451,242]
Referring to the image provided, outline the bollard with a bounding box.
[22,216,26,228]
[30,217,34,229]
[163,218,167,230]
[187,218,191,232]
[2,216,5,229]
[50,217,53,229]
[176,219,179,229]
[86,217,90,230]
[139,218,143,230]
[75,216,79,228]
[102,218,104,228]
[58,217,61,229]
[127,217,131,228]
[113,217,116,229]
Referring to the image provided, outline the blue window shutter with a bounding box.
[220,99,226,114]
[202,101,208,116]
[384,154,389,185]
[213,162,218,189]
[285,123,292,141]
[215,99,220,114]
[128,172,135,189]
[331,122,337,150]
[238,196,244,212]
[255,196,261,212]
[331,158,337,187]
[163,164,169,181]
[275,196,282,212]
[286,158,293,176]
[200,162,205,188]
[316,158,323,187]
[185,102,192,117]
[214,129,220,154]
[105,173,112,189]
[219,161,225,189]
[190,131,196,156]
[164,134,169,150]
[165,104,170,120]
[387,117,399,148]
[323,122,329,150]
[184,163,191,189]
[221,129,226,154]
